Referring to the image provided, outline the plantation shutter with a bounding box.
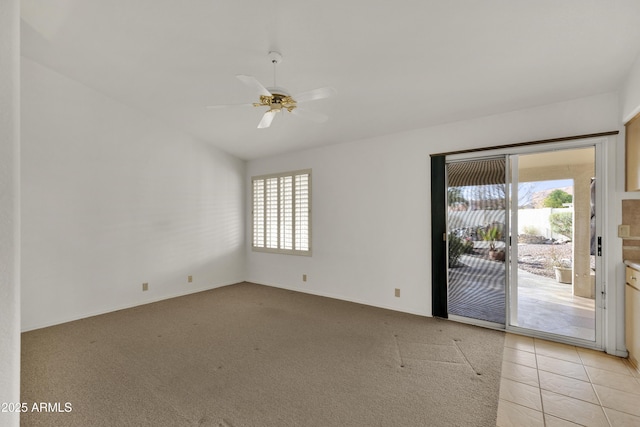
[252,179,265,248]
[295,173,310,251]
[280,176,293,250]
[265,177,279,248]
[252,170,311,254]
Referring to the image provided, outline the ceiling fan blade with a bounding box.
[291,107,328,123]
[294,87,337,103]
[257,111,277,129]
[236,75,272,97]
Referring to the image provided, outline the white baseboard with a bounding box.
[248,280,431,318]
[21,280,241,332]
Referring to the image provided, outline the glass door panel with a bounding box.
[509,147,596,342]
[447,158,507,325]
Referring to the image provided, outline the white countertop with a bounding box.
[625,260,640,270]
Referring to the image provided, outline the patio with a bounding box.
[448,251,595,341]
[516,267,595,341]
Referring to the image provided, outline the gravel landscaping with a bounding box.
[459,238,585,280]
[517,242,572,279]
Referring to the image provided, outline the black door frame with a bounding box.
[430,155,447,318]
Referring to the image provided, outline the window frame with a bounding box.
[251,169,312,256]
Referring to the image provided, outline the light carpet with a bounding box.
[21,282,505,426]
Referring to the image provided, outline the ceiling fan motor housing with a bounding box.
[256,92,296,112]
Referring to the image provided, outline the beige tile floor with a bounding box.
[497,333,640,426]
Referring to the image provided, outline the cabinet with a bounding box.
[626,114,640,191]
[626,266,640,371]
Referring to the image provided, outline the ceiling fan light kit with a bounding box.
[208,51,335,129]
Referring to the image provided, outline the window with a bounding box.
[252,169,311,255]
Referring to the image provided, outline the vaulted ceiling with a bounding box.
[21,0,640,160]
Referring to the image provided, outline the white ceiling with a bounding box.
[20,0,640,160]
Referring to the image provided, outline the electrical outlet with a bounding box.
[188,275,193,283]
[142,282,149,291]
[302,274,307,282]
[395,288,400,297]
[619,224,631,238]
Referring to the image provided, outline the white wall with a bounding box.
[21,57,246,331]
[0,0,20,425]
[621,52,640,123]
[247,92,625,350]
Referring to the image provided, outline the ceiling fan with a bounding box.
[208,51,336,129]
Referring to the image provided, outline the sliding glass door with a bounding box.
[443,143,603,347]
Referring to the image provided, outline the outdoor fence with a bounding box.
[449,207,573,241]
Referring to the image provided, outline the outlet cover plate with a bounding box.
[619,224,631,238]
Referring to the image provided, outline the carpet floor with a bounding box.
[21,282,505,426]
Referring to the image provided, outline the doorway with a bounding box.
[509,148,597,342]
[442,143,602,347]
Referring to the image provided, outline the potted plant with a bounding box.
[479,225,504,261]
[549,247,572,284]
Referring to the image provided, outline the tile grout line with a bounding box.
[500,338,547,425]
[578,346,612,426]
[532,339,550,427]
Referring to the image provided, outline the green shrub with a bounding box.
[448,233,466,267]
[478,225,502,250]
[549,212,572,238]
